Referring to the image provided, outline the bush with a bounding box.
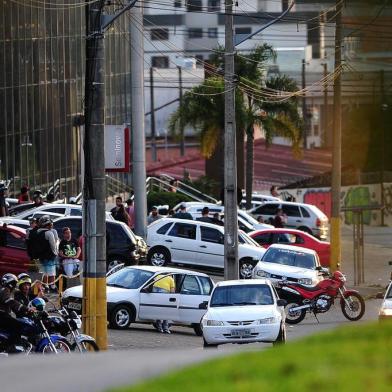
[147,191,192,212]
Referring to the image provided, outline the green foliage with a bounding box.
[182,176,220,199]
[147,191,192,211]
[110,321,392,392]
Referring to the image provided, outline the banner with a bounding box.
[105,125,130,172]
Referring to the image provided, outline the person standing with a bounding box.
[125,198,135,229]
[32,190,44,207]
[273,208,287,228]
[172,204,193,220]
[147,206,162,225]
[270,185,281,199]
[196,207,213,223]
[152,274,175,334]
[59,227,82,278]
[18,185,30,204]
[36,215,59,292]
[0,183,8,217]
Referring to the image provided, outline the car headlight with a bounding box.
[298,278,313,286]
[255,317,277,325]
[203,319,224,326]
[256,270,271,278]
[379,308,392,316]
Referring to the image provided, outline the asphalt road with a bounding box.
[0,298,382,392]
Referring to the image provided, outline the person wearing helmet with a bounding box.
[36,215,59,292]
[0,273,34,347]
[69,196,77,205]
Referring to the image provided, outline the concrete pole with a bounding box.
[323,63,328,146]
[150,67,157,161]
[178,66,185,157]
[224,0,239,280]
[330,0,343,271]
[83,0,107,349]
[302,59,307,149]
[130,5,147,239]
[380,69,386,226]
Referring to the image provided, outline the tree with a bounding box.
[169,45,302,201]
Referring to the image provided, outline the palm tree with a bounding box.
[169,45,302,200]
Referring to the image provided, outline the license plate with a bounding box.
[231,329,251,337]
[68,302,81,311]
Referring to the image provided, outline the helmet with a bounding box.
[1,273,18,290]
[17,272,30,281]
[30,297,46,311]
[38,215,52,227]
[69,197,77,204]
[17,274,32,288]
[333,271,346,282]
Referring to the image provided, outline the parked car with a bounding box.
[240,193,280,210]
[201,279,286,347]
[52,217,140,271]
[0,218,30,230]
[173,202,273,232]
[249,228,331,267]
[252,244,324,286]
[147,218,266,278]
[249,201,329,240]
[378,282,392,320]
[0,224,30,275]
[61,265,214,334]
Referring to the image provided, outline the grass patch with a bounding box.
[110,322,392,392]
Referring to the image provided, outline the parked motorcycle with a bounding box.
[276,269,365,324]
[0,311,71,354]
[46,306,99,352]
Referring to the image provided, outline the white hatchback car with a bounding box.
[62,266,214,335]
[378,282,392,320]
[147,218,266,278]
[202,280,286,347]
[253,244,323,286]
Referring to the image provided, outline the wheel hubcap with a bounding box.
[240,263,254,279]
[286,303,301,318]
[151,252,165,266]
[108,260,120,270]
[116,309,130,327]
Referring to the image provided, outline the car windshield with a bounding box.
[262,248,316,269]
[386,284,392,299]
[107,268,154,289]
[239,231,260,247]
[210,284,274,307]
[239,211,259,226]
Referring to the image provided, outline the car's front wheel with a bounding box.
[192,323,203,336]
[239,258,256,279]
[273,324,286,346]
[203,338,218,348]
[109,304,134,330]
[147,247,171,267]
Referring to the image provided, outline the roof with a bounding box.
[249,228,315,236]
[216,279,271,287]
[151,217,224,231]
[126,265,209,277]
[267,243,317,254]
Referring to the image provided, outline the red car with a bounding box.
[0,224,31,275]
[249,228,331,267]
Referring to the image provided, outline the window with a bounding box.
[157,222,173,235]
[188,28,203,39]
[199,276,213,295]
[70,208,82,216]
[44,207,66,214]
[187,0,202,11]
[276,233,292,244]
[207,0,220,11]
[208,27,218,38]
[300,206,310,218]
[262,248,316,270]
[150,28,169,41]
[151,56,169,68]
[253,233,272,246]
[174,0,182,7]
[254,203,279,216]
[0,230,26,250]
[282,205,301,217]
[168,223,196,240]
[235,27,251,36]
[107,268,154,289]
[53,219,82,239]
[180,275,201,295]
[107,223,131,247]
[200,226,223,244]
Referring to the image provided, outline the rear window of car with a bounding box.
[254,203,279,216]
[156,222,173,235]
[300,206,310,218]
[53,219,82,239]
[282,205,301,217]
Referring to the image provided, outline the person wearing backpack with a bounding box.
[36,215,59,293]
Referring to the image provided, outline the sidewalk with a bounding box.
[341,225,392,296]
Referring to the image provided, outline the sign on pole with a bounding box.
[105,125,130,172]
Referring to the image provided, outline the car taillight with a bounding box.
[316,218,321,227]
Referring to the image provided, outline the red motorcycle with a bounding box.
[276,269,365,324]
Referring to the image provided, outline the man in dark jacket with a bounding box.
[173,204,193,220]
[196,207,213,223]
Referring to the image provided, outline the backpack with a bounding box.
[29,229,54,260]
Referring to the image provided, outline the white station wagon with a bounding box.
[147,218,266,278]
[62,266,214,335]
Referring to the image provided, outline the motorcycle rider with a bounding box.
[0,273,35,349]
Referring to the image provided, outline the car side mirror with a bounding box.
[376,292,385,299]
[277,299,287,307]
[388,261,392,266]
[199,301,208,309]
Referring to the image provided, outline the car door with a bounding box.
[165,222,197,265]
[251,203,279,223]
[138,273,180,322]
[282,204,302,228]
[197,225,224,268]
[0,228,29,275]
[178,274,213,324]
[251,231,273,248]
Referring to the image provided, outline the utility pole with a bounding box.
[131,5,147,239]
[330,0,343,271]
[322,63,328,146]
[178,66,185,157]
[224,0,238,280]
[380,69,386,226]
[150,67,157,161]
[302,59,307,149]
[83,0,107,349]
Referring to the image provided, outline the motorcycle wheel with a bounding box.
[340,292,365,321]
[42,340,71,354]
[285,302,306,325]
[72,340,100,353]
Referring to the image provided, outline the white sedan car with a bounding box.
[202,280,286,347]
[379,282,392,320]
[147,218,266,278]
[62,266,214,335]
[252,244,324,286]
